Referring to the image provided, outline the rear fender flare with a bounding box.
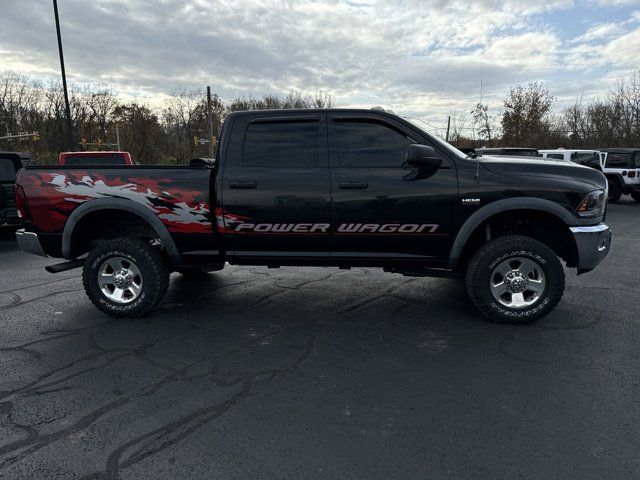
[61,198,182,265]
[447,197,573,269]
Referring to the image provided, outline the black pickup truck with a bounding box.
[1,151,38,224]
[15,109,611,323]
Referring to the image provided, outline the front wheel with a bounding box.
[82,237,169,318]
[465,235,565,324]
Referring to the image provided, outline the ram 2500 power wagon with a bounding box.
[14,109,611,324]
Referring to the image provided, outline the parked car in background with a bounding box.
[0,151,38,225]
[600,148,640,203]
[58,151,134,166]
[476,147,540,157]
[539,149,604,170]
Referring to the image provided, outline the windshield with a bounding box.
[0,160,16,181]
[403,118,467,159]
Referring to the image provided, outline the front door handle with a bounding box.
[229,181,257,189]
[339,182,368,190]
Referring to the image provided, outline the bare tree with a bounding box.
[472,102,495,146]
[501,81,554,146]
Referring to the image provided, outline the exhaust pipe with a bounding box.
[45,259,85,274]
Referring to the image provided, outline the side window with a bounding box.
[334,120,415,168]
[605,153,631,169]
[242,121,320,167]
[571,152,598,166]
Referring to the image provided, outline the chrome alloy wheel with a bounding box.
[490,257,545,309]
[98,257,143,304]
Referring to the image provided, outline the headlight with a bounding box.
[576,190,605,218]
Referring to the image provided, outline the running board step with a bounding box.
[45,259,85,274]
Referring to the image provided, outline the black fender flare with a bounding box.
[447,197,574,269]
[61,198,182,265]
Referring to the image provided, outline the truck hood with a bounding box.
[479,155,607,190]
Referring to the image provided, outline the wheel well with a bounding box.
[604,173,623,187]
[69,209,160,258]
[457,209,578,271]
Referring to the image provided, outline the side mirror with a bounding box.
[407,144,443,169]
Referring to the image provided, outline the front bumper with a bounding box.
[570,224,611,274]
[15,229,47,257]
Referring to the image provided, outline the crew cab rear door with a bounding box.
[220,113,331,258]
[328,114,458,263]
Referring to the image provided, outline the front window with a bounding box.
[334,120,415,168]
[403,118,467,159]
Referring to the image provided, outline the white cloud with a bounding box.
[0,0,636,126]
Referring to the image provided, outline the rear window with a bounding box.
[64,154,126,166]
[242,120,320,167]
[571,152,600,168]
[0,160,16,181]
[605,153,632,169]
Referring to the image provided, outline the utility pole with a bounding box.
[115,125,121,151]
[445,116,451,142]
[206,86,214,158]
[53,0,73,150]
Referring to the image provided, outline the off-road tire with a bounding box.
[82,238,169,318]
[631,192,640,203]
[465,235,565,324]
[608,179,622,203]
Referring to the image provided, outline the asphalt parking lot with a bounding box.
[0,202,638,480]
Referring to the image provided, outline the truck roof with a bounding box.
[59,151,128,155]
[225,108,402,119]
[600,148,640,153]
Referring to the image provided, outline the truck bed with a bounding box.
[17,165,215,258]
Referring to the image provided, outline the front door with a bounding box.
[328,114,458,263]
[220,113,331,259]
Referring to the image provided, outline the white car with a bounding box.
[600,149,640,203]
[540,148,640,203]
[538,149,603,168]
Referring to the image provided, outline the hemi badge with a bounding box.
[462,198,480,205]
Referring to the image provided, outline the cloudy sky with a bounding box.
[1,0,639,130]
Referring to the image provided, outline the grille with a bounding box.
[1,184,16,206]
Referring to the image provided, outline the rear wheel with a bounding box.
[608,179,622,203]
[465,235,565,324]
[631,192,640,203]
[82,237,169,318]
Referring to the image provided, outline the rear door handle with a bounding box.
[229,181,257,189]
[339,182,368,190]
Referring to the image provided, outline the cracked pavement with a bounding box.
[0,202,639,479]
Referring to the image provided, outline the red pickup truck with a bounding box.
[58,151,134,166]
